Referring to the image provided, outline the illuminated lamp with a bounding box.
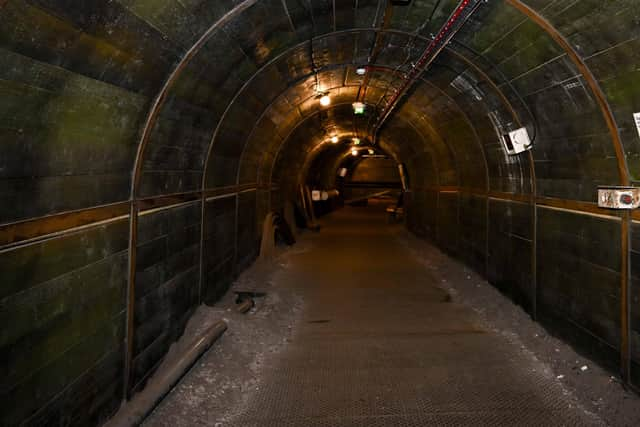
[352,102,366,115]
[319,95,331,106]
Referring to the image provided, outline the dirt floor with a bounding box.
[143,202,640,426]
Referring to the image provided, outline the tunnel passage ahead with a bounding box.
[2,1,640,425]
[146,203,601,426]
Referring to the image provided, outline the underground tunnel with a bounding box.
[2,0,640,425]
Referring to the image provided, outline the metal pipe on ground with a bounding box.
[236,299,254,314]
[105,321,228,427]
[345,190,392,205]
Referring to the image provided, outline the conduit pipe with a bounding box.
[105,321,228,427]
[374,0,486,138]
[236,299,255,314]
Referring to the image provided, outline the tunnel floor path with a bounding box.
[148,203,601,426]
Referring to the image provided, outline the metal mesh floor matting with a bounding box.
[153,207,603,426]
[231,334,599,426]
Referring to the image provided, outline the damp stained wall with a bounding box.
[1,1,640,425]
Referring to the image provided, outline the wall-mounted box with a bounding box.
[597,186,640,209]
[501,127,532,155]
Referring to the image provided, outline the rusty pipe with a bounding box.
[105,320,228,427]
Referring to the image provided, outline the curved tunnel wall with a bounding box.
[1,1,640,425]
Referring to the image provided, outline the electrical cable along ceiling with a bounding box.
[1,1,640,425]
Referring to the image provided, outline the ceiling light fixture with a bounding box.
[319,95,331,106]
[352,138,361,145]
[351,149,359,156]
[331,136,339,143]
[368,149,375,155]
[356,67,367,76]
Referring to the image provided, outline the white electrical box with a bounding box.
[501,127,532,155]
[597,186,640,210]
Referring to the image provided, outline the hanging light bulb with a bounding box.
[320,95,331,106]
[331,136,339,143]
[351,149,359,156]
[352,138,361,145]
[368,149,375,155]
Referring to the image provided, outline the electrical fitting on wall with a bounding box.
[488,111,533,156]
[596,112,640,210]
[597,187,640,210]
[501,127,532,155]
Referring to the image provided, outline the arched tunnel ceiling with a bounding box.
[4,3,640,424]
[1,0,639,221]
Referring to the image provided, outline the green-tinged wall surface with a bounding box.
[1,1,640,425]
